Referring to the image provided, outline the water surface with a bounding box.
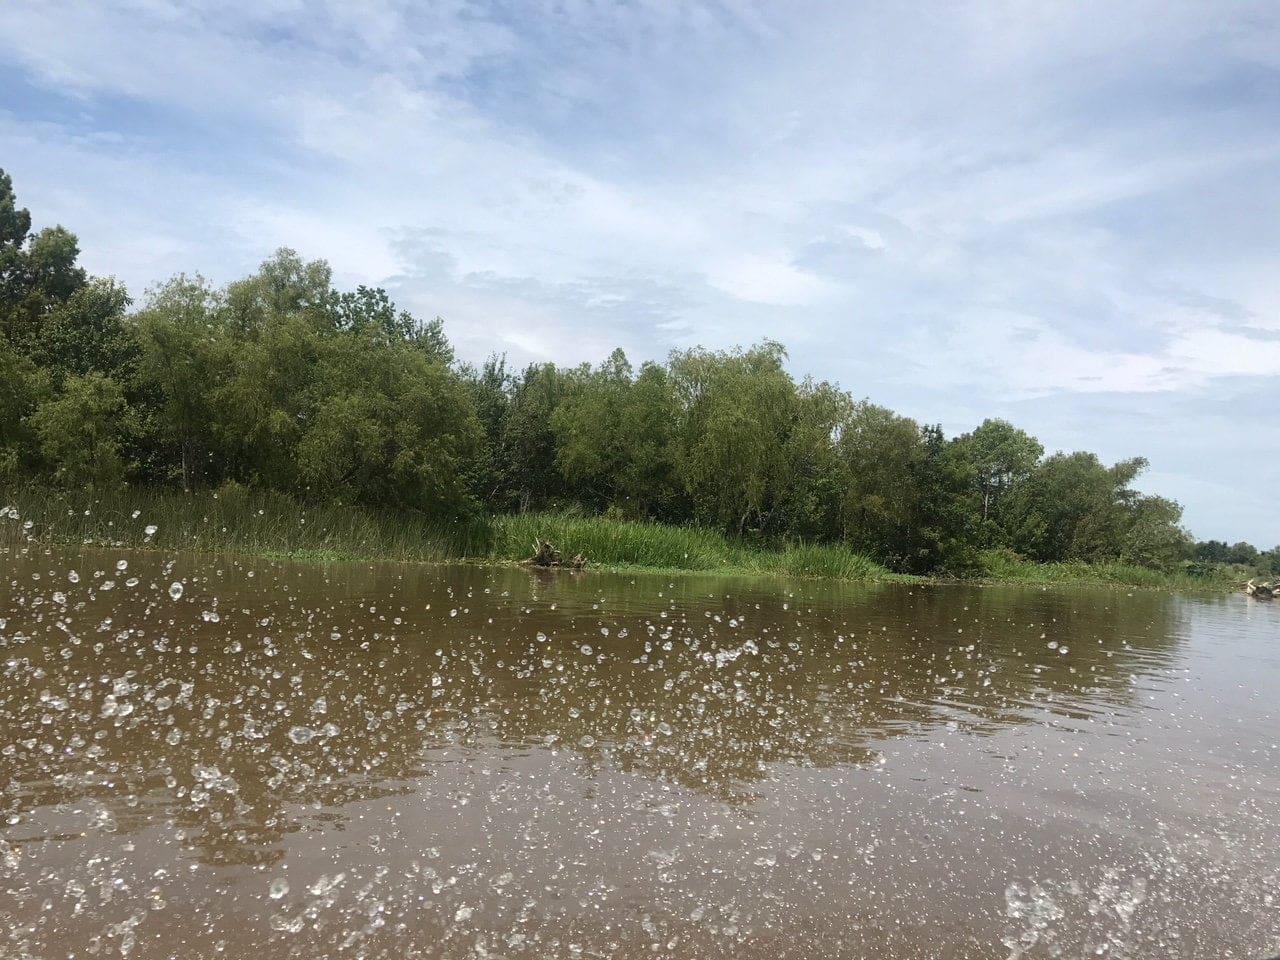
[2,546,1278,958]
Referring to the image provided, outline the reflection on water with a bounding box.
[2,546,1278,959]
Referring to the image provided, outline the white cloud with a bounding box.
[0,0,1277,542]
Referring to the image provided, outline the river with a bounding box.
[2,546,1278,959]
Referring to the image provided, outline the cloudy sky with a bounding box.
[2,1,1277,545]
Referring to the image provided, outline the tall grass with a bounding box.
[488,512,900,580]
[489,512,742,570]
[1,485,898,583]
[975,548,1239,590]
[762,542,890,580]
[2,485,1234,590]
[0,484,489,562]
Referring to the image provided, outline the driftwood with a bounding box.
[1245,579,1275,599]
[526,540,587,570]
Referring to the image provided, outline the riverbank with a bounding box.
[0,485,1239,590]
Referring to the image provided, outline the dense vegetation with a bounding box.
[2,167,1275,580]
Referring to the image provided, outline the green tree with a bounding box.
[0,167,89,354]
[1260,547,1280,576]
[550,351,685,519]
[0,168,34,311]
[551,349,634,508]
[619,361,684,519]
[1121,494,1188,570]
[910,424,979,572]
[951,418,1043,527]
[836,401,924,562]
[669,341,797,535]
[1003,452,1149,562]
[771,378,849,541]
[0,338,47,479]
[293,331,481,512]
[330,285,453,363]
[498,362,580,512]
[131,275,227,490]
[1226,541,1261,566]
[210,310,319,488]
[225,248,333,332]
[30,277,135,380]
[30,372,129,488]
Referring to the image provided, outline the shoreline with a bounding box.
[2,485,1242,593]
[3,534,1235,596]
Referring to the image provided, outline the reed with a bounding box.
[0,484,489,563]
[2,486,897,583]
[489,512,744,571]
[975,548,1237,590]
[2,485,1232,590]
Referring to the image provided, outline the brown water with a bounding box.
[2,546,1279,959]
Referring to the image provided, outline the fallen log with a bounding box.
[1245,579,1275,599]
[528,540,562,567]
[526,540,587,570]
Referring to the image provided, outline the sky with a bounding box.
[1,1,1277,545]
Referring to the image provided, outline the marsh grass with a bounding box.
[491,512,745,570]
[1,485,1231,590]
[2,485,901,583]
[489,512,902,580]
[976,548,1238,591]
[0,484,489,563]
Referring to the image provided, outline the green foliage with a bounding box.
[29,277,135,380]
[0,165,1260,583]
[1121,495,1189,570]
[0,483,489,561]
[951,418,1043,533]
[1003,452,1149,562]
[550,350,682,517]
[976,547,1234,590]
[30,372,130,488]
[669,341,798,534]
[836,401,923,561]
[496,362,580,512]
[0,337,47,479]
[489,512,895,580]
[294,331,482,513]
[131,274,226,489]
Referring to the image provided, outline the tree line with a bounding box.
[2,168,1274,575]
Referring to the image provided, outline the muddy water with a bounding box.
[2,546,1278,959]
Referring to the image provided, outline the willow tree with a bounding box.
[131,275,228,491]
[951,418,1043,525]
[551,349,682,518]
[669,341,797,536]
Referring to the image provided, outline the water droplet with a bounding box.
[168,582,184,600]
[268,878,289,899]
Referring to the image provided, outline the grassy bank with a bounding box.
[973,547,1240,590]
[1,484,490,563]
[0,485,1236,590]
[0,485,902,583]
[488,512,897,580]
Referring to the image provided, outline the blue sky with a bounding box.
[2,1,1277,545]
